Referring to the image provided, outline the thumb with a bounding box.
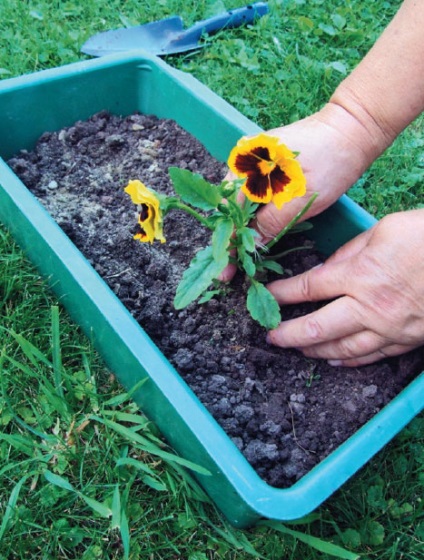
[252,194,319,244]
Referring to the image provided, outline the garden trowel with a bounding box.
[81,3,269,57]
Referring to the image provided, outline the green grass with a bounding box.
[1,0,424,558]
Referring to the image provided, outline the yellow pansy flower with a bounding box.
[124,180,166,244]
[228,133,306,210]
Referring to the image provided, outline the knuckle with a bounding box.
[304,315,325,342]
[337,337,366,359]
[259,213,283,240]
[298,271,314,301]
[337,331,384,359]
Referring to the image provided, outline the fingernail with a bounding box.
[328,359,342,367]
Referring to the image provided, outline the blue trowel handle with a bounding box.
[175,3,269,43]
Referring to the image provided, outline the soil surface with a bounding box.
[8,111,424,487]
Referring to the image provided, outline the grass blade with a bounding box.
[206,519,264,558]
[5,329,52,368]
[91,415,212,476]
[44,470,75,492]
[0,474,30,541]
[102,378,148,407]
[0,433,36,456]
[44,470,112,518]
[258,520,361,559]
[111,484,121,530]
[51,306,64,399]
[80,495,112,518]
[111,484,130,559]
[120,509,130,560]
[116,457,158,477]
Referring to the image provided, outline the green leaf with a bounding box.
[366,484,386,511]
[239,247,256,278]
[297,15,314,32]
[331,13,346,29]
[389,500,413,519]
[341,529,361,549]
[362,520,385,546]
[140,475,168,492]
[198,290,221,304]
[319,23,337,36]
[175,246,228,309]
[239,226,258,253]
[212,217,234,262]
[169,167,222,211]
[81,495,112,518]
[44,470,75,492]
[246,280,281,329]
[327,60,348,75]
[259,260,285,275]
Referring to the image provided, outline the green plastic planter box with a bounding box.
[0,53,423,528]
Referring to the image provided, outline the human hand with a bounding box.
[266,209,424,366]
[220,102,380,282]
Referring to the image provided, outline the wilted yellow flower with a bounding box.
[124,180,166,244]
[227,133,306,210]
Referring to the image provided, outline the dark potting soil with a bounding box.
[8,111,424,488]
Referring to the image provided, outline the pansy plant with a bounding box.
[125,133,316,330]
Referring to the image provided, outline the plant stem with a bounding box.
[168,201,212,229]
[264,193,318,251]
[264,245,311,261]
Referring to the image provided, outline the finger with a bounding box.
[224,170,237,182]
[253,195,319,244]
[218,260,237,282]
[267,258,349,305]
[300,329,389,360]
[327,343,419,367]
[266,296,364,349]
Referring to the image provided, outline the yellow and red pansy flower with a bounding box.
[124,180,166,244]
[228,133,306,209]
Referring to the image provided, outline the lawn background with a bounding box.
[1,0,423,558]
